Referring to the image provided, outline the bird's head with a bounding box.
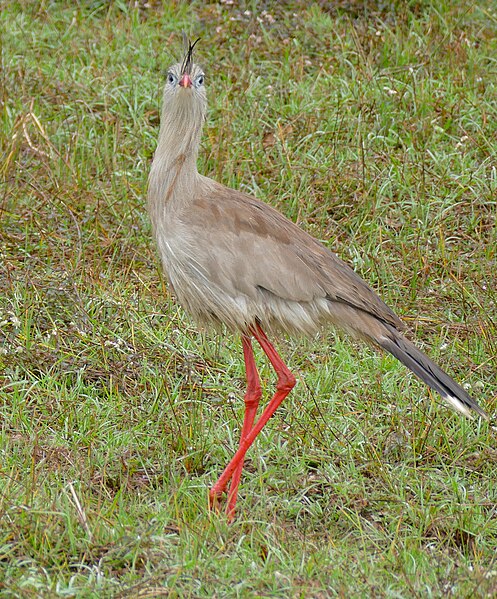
[162,38,206,121]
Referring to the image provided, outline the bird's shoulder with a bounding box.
[190,178,299,244]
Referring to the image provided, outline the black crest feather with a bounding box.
[181,38,200,75]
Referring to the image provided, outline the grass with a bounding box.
[1,0,497,596]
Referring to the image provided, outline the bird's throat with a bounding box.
[148,108,203,209]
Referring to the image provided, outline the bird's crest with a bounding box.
[181,37,201,75]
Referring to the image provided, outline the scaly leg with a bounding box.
[210,334,261,515]
[209,324,296,517]
[225,335,262,520]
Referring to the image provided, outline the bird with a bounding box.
[147,40,488,520]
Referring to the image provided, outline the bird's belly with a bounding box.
[155,233,244,329]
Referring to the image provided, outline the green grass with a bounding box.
[1,0,497,596]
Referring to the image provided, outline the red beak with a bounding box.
[179,73,192,88]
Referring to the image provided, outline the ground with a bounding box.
[1,1,497,596]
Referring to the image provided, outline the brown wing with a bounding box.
[184,179,404,330]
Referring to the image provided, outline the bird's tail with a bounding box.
[376,325,488,420]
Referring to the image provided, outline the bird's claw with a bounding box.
[209,488,237,522]
[208,487,224,512]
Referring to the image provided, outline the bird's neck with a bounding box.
[148,105,204,211]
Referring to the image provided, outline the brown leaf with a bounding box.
[262,130,277,150]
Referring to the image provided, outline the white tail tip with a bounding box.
[443,394,474,419]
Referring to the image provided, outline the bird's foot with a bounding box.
[209,487,237,522]
[208,487,224,512]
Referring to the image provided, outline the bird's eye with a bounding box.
[196,75,204,86]
[167,72,176,85]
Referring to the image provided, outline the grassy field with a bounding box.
[1,0,497,596]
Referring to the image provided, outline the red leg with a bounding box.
[210,334,261,515]
[209,324,296,515]
[225,335,262,520]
